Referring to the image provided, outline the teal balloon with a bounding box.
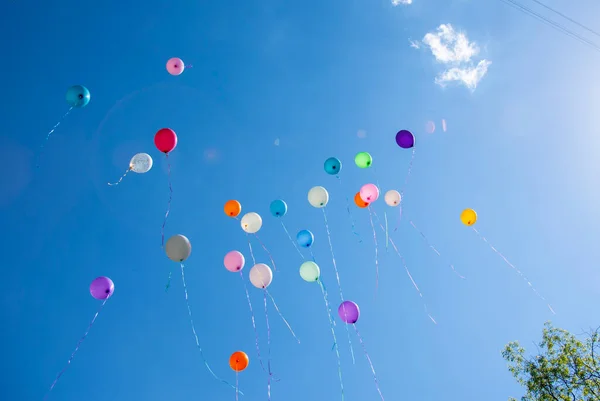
[296,229,314,248]
[324,157,342,175]
[66,85,91,108]
[269,199,288,217]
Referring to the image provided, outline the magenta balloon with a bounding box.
[224,250,245,272]
[338,301,360,323]
[359,183,380,203]
[90,277,114,300]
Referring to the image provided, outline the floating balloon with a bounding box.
[224,200,242,218]
[296,229,314,248]
[269,199,288,217]
[224,250,245,272]
[384,190,401,206]
[37,85,93,168]
[395,130,415,149]
[90,276,114,300]
[359,183,380,203]
[66,85,91,108]
[249,263,273,288]
[130,153,153,173]
[308,186,329,208]
[354,152,372,168]
[166,57,185,76]
[241,212,262,233]
[460,208,477,226]
[154,128,178,154]
[108,153,154,186]
[299,261,320,282]
[44,276,113,399]
[229,351,249,372]
[354,192,369,208]
[338,301,360,324]
[324,157,342,175]
[165,234,192,262]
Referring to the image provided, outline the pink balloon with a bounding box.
[359,183,380,203]
[224,250,245,272]
[166,57,185,76]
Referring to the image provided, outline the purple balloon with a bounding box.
[395,130,414,149]
[90,277,114,300]
[338,301,360,324]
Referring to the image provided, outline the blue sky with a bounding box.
[1,0,600,400]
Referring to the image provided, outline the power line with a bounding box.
[528,0,600,39]
[498,0,600,52]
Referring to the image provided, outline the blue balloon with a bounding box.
[324,157,342,175]
[296,229,314,248]
[270,199,288,217]
[66,85,91,108]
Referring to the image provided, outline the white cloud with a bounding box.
[413,24,491,90]
[435,60,492,90]
[422,24,479,64]
[392,0,412,5]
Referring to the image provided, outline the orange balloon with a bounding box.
[354,192,369,208]
[224,200,242,217]
[229,351,249,372]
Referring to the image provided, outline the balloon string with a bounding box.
[403,148,416,190]
[36,106,73,169]
[240,271,270,377]
[410,220,465,279]
[164,271,172,292]
[367,207,380,294]
[180,263,241,393]
[107,168,131,186]
[263,290,273,401]
[44,298,108,400]
[309,248,316,263]
[322,208,356,364]
[265,289,300,344]
[393,203,403,233]
[247,236,257,266]
[471,227,555,314]
[384,211,389,251]
[318,279,344,401]
[352,324,384,401]
[393,148,415,232]
[280,221,304,260]
[336,175,362,242]
[161,153,173,249]
[235,370,239,401]
[372,211,437,324]
[253,234,277,272]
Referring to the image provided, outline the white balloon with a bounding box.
[308,186,329,208]
[165,234,192,262]
[384,190,402,207]
[249,263,273,288]
[129,153,153,173]
[241,212,262,233]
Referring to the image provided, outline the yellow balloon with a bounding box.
[460,208,477,226]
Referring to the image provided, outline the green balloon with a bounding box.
[354,152,372,168]
[299,261,320,282]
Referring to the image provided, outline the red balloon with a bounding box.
[154,128,178,153]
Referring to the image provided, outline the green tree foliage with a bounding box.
[502,322,600,401]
